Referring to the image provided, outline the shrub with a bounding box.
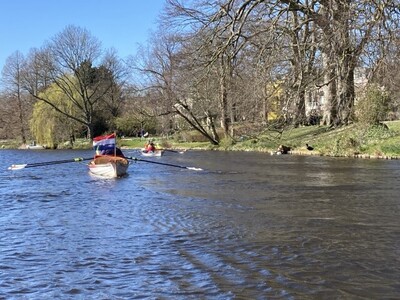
[355,84,391,125]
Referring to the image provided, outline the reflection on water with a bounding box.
[0,149,399,299]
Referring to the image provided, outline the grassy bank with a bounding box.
[2,121,400,159]
[227,121,400,158]
[118,120,400,159]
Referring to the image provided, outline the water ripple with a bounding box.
[0,150,399,298]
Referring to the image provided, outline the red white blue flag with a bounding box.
[93,133,116,154]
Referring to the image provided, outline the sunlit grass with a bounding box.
[225,121,400,157]
[385,120,400,132]
[118,121,400,157]
[2,121,400,158]
[118,137,210,150]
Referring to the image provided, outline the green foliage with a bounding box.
[114,117,139,136]
[157,139,172,149]
[91,118,108,138]
[30,101,58,148]
[119,137,147,148]
[355,84,391,125]
[364,124,393,139]
[30,82,82,147]
[219,136,235,149]
[380,143,400,155]
[114,115,158,137]
[175,131,211,143]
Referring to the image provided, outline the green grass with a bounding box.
[119,137,210,150]
[224,121,400,157]
[3,120,400,158]
[385,120,400,132]
[119,137,147,149]
[113,122,400,158]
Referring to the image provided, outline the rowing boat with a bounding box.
[141,149,164,157]
[88,155,129,178]
[26,143,45,149]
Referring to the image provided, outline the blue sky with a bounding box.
[0,0,166,71]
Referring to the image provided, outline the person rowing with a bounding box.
[98,147,125,157]
[143,140,156,153]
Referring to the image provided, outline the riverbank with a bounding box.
[167,120,400,160]
[224,121,400,159]
[144,121,400,159]
[2,121,400,160]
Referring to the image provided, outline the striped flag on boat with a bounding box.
[93,133,116,154]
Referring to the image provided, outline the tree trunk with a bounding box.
[336,51,355,125]
[321,51,337,126]
[205,111,219,142]
[293,90,306,126]
[17,98,27,144]
[219,58,229,136]
[86,123,93,140]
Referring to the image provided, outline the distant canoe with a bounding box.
[141,149,164,157]
[26,144,45,150]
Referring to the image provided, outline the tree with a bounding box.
[0,92,22,139]
[30,79,82,147]
[1,51,29,143]
[22,25,120,139]
[280,0,398,126]
[164,0,399,129]
[355,84,391,126]
[100,49,130,119]
[164,0,252,138]
[131,32,221,144]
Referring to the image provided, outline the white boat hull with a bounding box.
[141,149,163,157]
[26,144,45,149]
[88,156,129,178]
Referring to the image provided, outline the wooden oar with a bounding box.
[8,157,92,170]
[127,156,202,171]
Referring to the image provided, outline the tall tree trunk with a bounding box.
[17,89,27,144]
[321,50,337,126]
[262,94,267,122]
[319,0,356,127]
[293,90,306,126]
[219,57,229,136]
[336,50,355,125]
[205,111,219,142]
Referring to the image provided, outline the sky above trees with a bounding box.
[0,0,166,72]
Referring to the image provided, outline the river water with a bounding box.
[0,149,399,299]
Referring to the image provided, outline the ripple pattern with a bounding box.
[0,150,399,299]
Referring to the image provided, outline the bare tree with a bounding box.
[279,0,399,126]
[22,25,118,139]
[163,0,250,139]
[100,49,130,119]
[165,0,399,128]
[130,32,221,144]
[1,51,29,144]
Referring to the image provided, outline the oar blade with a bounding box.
[187,167,203,171]
[8,164,28,170]
[7,157,92,170]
